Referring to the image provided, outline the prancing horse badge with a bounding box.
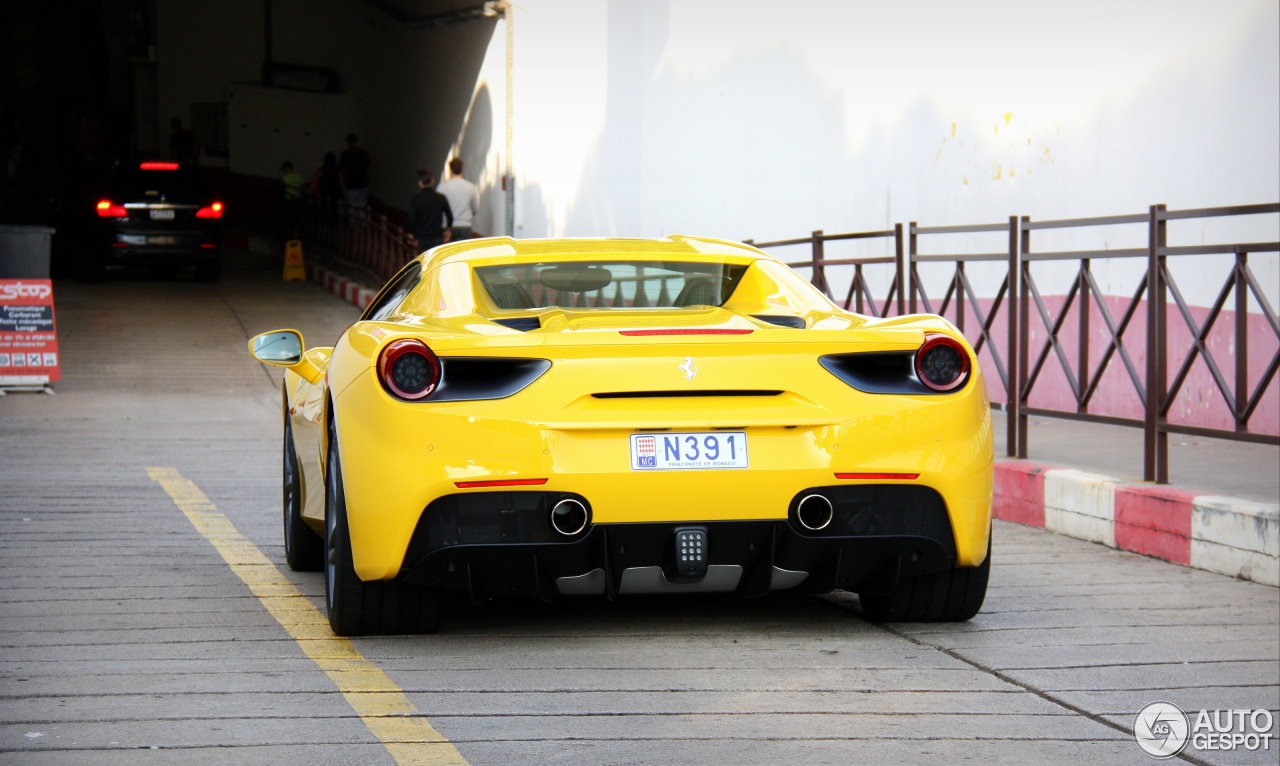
[679,356,698,381]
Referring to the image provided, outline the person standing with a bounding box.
[168,117,197,163]
[406,169,453,253]
[311,152,342,201]
[436,157,480,240]
[279,160,305,238]
[338,133,371,209]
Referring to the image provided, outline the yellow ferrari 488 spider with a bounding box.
[249,235,993,635]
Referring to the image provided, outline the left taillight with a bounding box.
[378,339,441,400]
[915,333,970,392]
[196,202,224,219]
[96,200,127,218]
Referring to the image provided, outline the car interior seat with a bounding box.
[489,280,535,309]
[674,277,722,307]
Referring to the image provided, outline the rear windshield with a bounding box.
[475,260,749,310]
[111,165,210,200]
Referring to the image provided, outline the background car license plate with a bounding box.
[630,432,748,470]
[150,209,175,220]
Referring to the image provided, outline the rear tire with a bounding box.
[152,263,180,280]
[193,256,221,283]
[77,252,105,283]
[283,410,323,571]
[324,419,441,636]
[858,538,990,622]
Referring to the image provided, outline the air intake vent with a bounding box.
[493,316,541,332]
[753,314,806,329]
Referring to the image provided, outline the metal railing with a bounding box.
[747,203,1279,484]
[295,196,1279,484]
[299,195,418,284]
[1017,204,1280,482]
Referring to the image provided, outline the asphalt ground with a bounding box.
[0,249,1277,765]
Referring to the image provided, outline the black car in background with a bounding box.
[84,161,223,282]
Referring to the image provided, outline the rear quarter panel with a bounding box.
[328,324,993,580]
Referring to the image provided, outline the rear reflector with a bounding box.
[835,472,920,480]
[454,478,549,488]
[619,329,753,336]
[139,161,180,171]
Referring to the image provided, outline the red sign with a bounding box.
[0,279,61,384]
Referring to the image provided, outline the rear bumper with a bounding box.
[399,485,964,600]
[100,226,221,263]
[331,343,995,581]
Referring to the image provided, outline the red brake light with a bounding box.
[915,334,970,392]
[618,329,754,336]
[835,472,920,480]
[378,339,440,400]
[455,478,549,488]
[195,202,224,219]
[96,200,128,218]
[139,161,180,171]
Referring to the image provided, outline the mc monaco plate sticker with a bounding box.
[630,432,748,470]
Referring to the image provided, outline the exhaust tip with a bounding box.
[550,498,589,536]
[796,494,834,531]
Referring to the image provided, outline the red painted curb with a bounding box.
[993,461,1050,528]
[1114,484,1196,565]
[311,265,374,311]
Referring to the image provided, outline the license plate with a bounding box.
[630,432,748,470]
[150,208,175,220]
[148,236,177,245]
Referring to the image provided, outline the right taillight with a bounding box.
[96,199,128,218]
[195,202,224,219]
[378,339,441,400]
[915,333,970,392]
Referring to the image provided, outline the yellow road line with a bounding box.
[147,467,470,766]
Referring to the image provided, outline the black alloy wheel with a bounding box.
[324,417,442,636]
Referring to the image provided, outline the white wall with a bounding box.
[152,0,1278,311]
[454,0,1278,308]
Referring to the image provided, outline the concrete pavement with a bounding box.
[0,248,1275,765]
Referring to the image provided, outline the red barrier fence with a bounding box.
[299,196,418,286]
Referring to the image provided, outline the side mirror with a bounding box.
[249,330,304,365]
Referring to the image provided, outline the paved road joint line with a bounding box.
[146,466,470,766]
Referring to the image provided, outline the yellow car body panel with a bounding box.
[330,328,992,580]
[251,235,994,626]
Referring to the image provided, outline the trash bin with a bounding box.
[0,225,57,278]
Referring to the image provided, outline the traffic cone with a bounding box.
[283,239,306,281]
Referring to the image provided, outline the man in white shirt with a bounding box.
[436,157,480,240]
